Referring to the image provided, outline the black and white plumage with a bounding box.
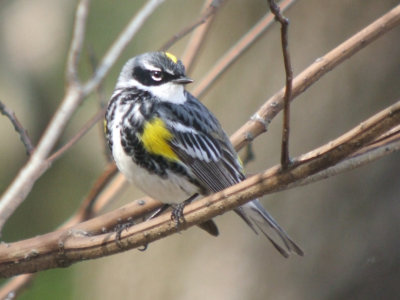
[105,52,303,257]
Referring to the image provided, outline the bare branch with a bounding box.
[268,0,293,168]
[0,100,399,277]
[0,100,34,155]
[47,107,106,163]
[83,0,165,95]
[290,128,400,189]
[0,274,33,300]
[1,1,399,293]
[66,0,90,85]
[0,163,120,294]
[181,0,219,72]
[159,0,222,52]
[231,4,400,151]
[0,0,165,233]
[192,0,297,98]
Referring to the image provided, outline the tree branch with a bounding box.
[0,100,34,155]
[83,0,165,95]
[66,0,90,85]
[181,0,221,72]
[231,4,400,151]
[0,100,399,277]
[192,0,297,98]
[267,0,293,168]
[0,0,165,233]
[159,0,222,52]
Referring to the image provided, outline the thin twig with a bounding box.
[47,107,107,163]
[181,0,220,72]
[289,129,400,189]
[192,0,297,98]
[0,273,33,300]
[66,0,90,85]
[63,162,119,228]
[267,0,293,168]
[159,0,222,52]
[83,0,166,95]
[0,100,34,155]
[87,45,111,161]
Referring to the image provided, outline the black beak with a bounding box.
[173,76,193,85]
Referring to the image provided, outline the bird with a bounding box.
[105,51,303,257]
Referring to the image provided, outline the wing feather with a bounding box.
[160,96,244,193]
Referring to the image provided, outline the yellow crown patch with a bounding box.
[165,52,178,64]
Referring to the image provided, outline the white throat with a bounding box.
[148,82,186,104]
[118,79,187,104]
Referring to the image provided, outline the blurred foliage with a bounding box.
[0,0,399,299]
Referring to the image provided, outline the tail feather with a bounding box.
[235,199,303,257]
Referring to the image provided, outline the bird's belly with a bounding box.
[112,129,198,204]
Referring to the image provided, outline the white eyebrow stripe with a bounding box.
[142,61,161,72]
[164,68,174,75]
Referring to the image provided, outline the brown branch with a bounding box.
[66,0,90,85]
[291,127,400,189]
[231,4,400,152]
[181,0,219,72]
[0,273,33,300]
[268,0,293,168]
[192,0,297,98]
[0,163,122,296]
[0,100,34,155]
[159,0,222,52]
[87,45,111,161]
[0,0,164,233]
[47,107,106,163]
[0,100,399,277]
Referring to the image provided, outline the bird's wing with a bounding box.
[160,97,244,193]
[160,96,303,257]
[171,128,244,193]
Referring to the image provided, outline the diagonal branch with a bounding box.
[192,0,297,98]
[231,4,400,151]
[0,100,399,277]
[66,0,90,85]
[1,1,399,293]
[0,0,91,233]
[0,0,165,233]
[46,107,107,163]
[0,100,34,155]
[181,0,221,72]
[159,0,222,52]
[83,0,166,95]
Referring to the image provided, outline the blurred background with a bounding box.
[0,0,399,299]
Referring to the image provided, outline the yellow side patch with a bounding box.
[141,118,178,161]
[165,52,178,64]
[237,155,244,172]
[104,119,107,134]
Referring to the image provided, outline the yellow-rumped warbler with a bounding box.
[105,52,303,257]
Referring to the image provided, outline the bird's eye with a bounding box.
[151,71,163,81]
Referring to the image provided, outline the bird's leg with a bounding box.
[146,203,170,220]
[171,193,199,226]
[114,219,135,248]
[113,204,170,251]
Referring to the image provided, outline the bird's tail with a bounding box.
[235,199,303,258]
